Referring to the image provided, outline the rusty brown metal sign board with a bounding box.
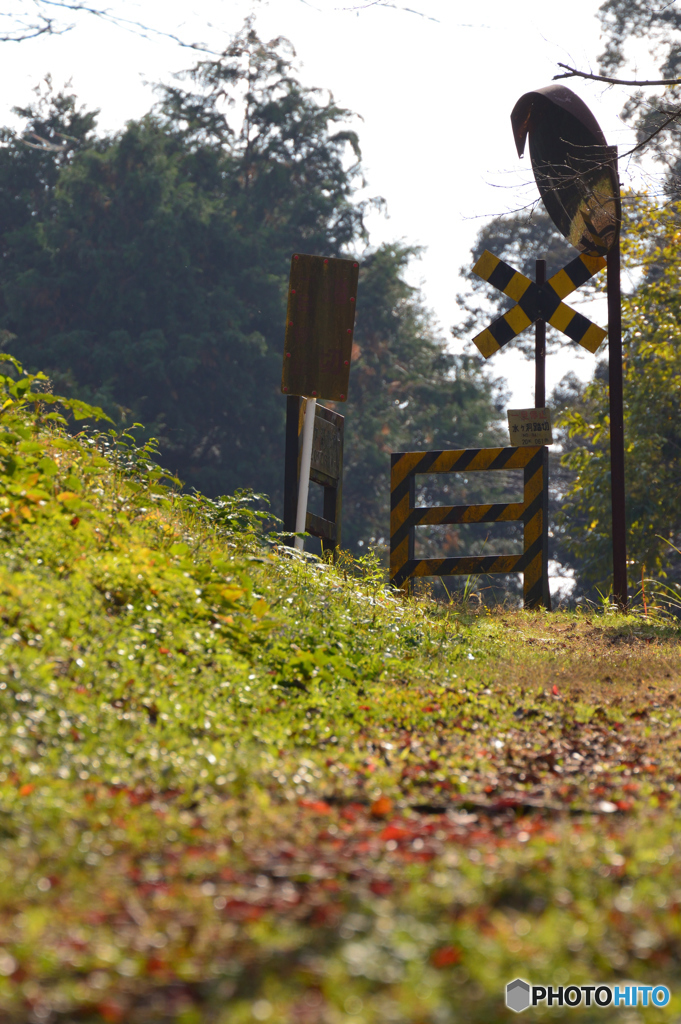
[281,254,359,402]
[511,84,620,256]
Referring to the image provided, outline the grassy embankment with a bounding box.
[1,357,681,1023]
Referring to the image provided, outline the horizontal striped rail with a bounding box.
[390,445,550,609]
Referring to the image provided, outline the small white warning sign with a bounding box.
[507,408,553,446]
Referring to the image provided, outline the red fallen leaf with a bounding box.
[380,824,410,842]
[358,705,371,711]
[299,799,332,814]
[369,879,393,896]
[158,647,170,655]
[126,790,155,806]
[353,840,373,854]
[552,685,560,696]
[492,797,524,810]
[309,904,340,926]
[145,956,167,975]
[431,945,461,968]
[18,783,34,797]
[97,1001,125,1023]
[223,900,264,921]
[370,796,393,819]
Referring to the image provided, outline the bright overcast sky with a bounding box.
[0,0,647,406]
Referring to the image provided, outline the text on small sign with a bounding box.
[507,408,553,446]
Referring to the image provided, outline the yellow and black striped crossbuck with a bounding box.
[472,250,607,358]
[390,445,550,609]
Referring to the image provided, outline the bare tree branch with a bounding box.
[0,1,221,51]
[553,62,681,87]
[548,61,681,163]
[0,0,442,47]
[621,106,681,158]
[0,9,59,42]
[334,0,439,19]
[20,131,68,152]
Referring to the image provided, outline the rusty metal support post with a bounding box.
[607,237,628,609]
[534,259,551,610]
[535,259,546,409]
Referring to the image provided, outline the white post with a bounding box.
[294,397,316,551]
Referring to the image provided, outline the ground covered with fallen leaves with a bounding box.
[1,360,681,1022]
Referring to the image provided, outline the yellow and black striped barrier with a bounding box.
[390,445,550,609]
[472,250,607,358]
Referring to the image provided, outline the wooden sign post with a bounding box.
[281,253,359,553]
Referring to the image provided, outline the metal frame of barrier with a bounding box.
[390,445,550,609]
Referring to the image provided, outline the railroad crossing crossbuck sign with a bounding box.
[471,250,606,358]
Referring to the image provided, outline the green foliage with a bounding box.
[556,196,681,593]
[0,354,111,525]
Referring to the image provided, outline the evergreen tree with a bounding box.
[596,1,681,188]
[0,25,503,552]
